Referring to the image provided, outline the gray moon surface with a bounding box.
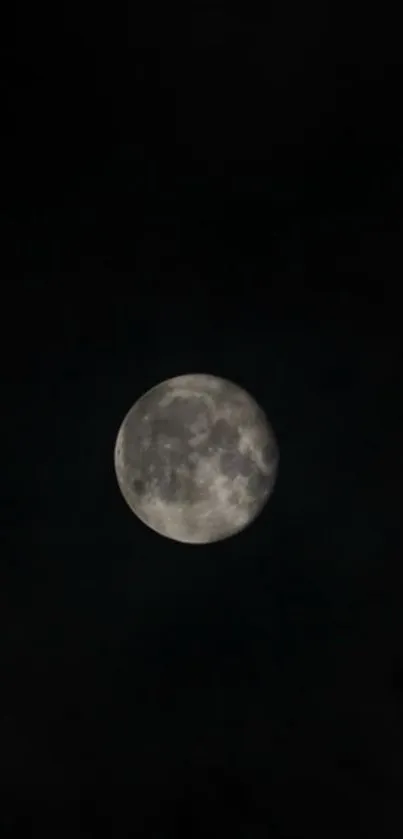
[114,373,279,544]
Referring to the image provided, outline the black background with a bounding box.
[2,3,403,837]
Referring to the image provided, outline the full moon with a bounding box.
[114,374,279,544]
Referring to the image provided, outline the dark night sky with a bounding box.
[2,3,403,837]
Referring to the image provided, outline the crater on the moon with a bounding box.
[114,373,279,544]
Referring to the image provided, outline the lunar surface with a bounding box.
[114,373,279,544]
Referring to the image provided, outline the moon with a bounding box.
[114,373,279,544]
